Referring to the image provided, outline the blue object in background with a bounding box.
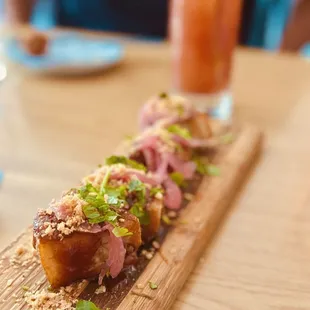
[0,170,3,185]
[6,33,124,72]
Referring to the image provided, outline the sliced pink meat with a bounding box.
[104,224,126,278]
[163,178,183,209]
[166,153,196,179]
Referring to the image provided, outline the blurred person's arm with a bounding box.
[5,0,36,24]
[281,0,310,52]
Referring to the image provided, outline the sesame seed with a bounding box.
[136,283,144,289]
[152,241,160,249]
[7,279,13,287]
[167,211,177,218]
[145,252,153,260]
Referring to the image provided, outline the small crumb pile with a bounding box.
[24,286,77,310]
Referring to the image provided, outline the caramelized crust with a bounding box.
[34,211,142,288]
[143,199,163,241]
[38,231,109,288]
[179,113,212,139]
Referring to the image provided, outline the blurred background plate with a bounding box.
[5,32,124,75]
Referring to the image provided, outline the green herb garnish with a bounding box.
[76,300,100,310]
[112,227,133,237]
[162,214,171,225]
[148,281,158,290]
[169,172,185,187]
[128,179,150,225]
[150,186,164,197]
[22,285,29,291]
[100,167,111,194]
[128,179,144,192]
[167,124,191,139]
[105,156,146,172]
[206,164,221,176]
[79,182,119,226]
[194,157,220,176]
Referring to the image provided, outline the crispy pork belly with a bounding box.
[139,93,213,139]
[33,210,141,288]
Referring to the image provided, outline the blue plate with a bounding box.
[6,32,124,75]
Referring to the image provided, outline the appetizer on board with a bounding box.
[32,94,217,289]
[33,161,163,288]
[139,93,212,140]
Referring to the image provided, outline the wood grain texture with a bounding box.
[0,30,310,309]
[118,126,262,310]
[0,125,262,309]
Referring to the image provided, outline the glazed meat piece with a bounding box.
[33,161,164,287]
[33,209,141,288]
[84,162,164,241]
[139,93,212,140]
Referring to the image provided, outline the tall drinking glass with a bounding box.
[170,0,243,121]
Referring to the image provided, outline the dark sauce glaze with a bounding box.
[79,175,203,310]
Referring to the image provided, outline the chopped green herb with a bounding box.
[220,132,235,145]
[169,172,185,187]
[106,196,119,205]
[162,214,171,225]
[194,157,221,177]
[79,183,119,225]
[127,179,150,225]
[125,134,134,141]
[22,285,29,291]
[105,156,146,172]
[148,281,158,290]
[82,205,102,220]
[128,179,144,193]
[206,164,221,176]
[76,300,100,310]
[112,227,133,237]
[130,203,150,225]
[167,124,191,139]
[150,186,164,197]
[98,164,102,168]
[100,167,111,194]
[159,92,168,99]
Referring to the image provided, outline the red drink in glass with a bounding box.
[170,0,243,120]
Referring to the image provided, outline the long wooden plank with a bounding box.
[0,125,262,309]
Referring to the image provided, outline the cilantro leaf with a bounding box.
[105,156,146,172]
[148,281,158,290]
[206,164,221,176]
[167,124,191,139]
[194,157,220,176]
[76,300,100,310]
[128,179,144,192]
[169,172,185,187]
[150,186,164,197]
[112,227,133,237]
[130,203,150,225]
[162,214,171,225]
[82,205,101,220]
[100,167,111,194]
[107,196,119,205]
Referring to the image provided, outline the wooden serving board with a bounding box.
[0,125,262,310]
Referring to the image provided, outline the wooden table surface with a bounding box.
[1,38,310,309]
